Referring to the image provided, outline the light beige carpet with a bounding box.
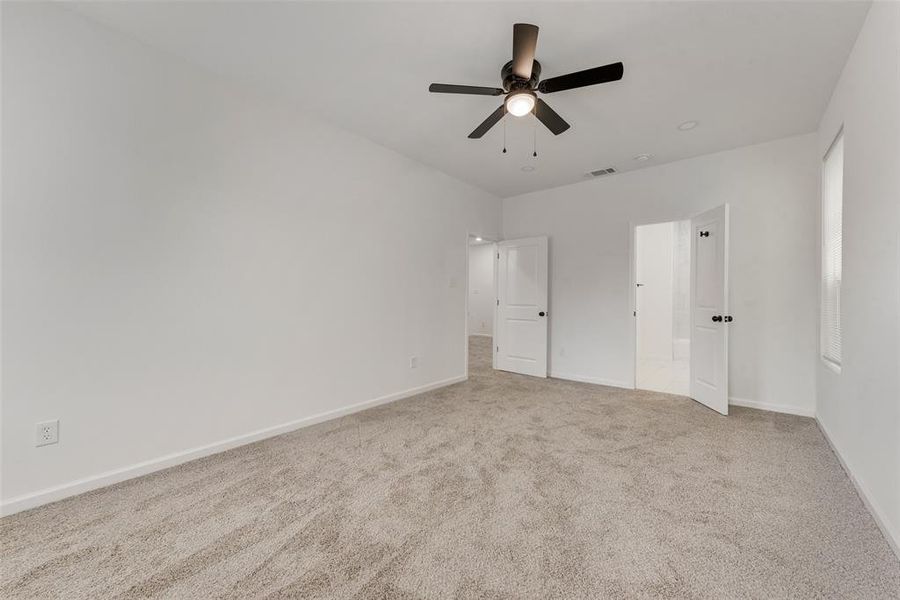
[2,336,898,599]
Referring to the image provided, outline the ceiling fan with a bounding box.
[429,23,624,139]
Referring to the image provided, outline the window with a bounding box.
[821,131,843,370]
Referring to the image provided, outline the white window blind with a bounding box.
[821,132,843,368]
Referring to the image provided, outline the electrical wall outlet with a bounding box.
[409,356,418,369]
[36,420,59,447]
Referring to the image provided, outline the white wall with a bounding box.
[1,4,501,511]
[467,243,495,337]
[503,134,820,415]
[815,1,900,555]
[636,222,675,362]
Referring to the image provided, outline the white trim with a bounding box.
[820,355,842,375]
[817,419,900,560]
[629,218,694,394]
[819,128,843,368]
[492,242,499,371]
[466,233,499,378]
[464,232,472,380]
[728,396,815,417]
[550,371,632,390]
[628,221,638,389]
[0,375,466,517]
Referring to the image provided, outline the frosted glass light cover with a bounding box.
[506,93,535,117]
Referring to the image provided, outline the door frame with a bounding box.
[628,218,692,391]
[465,232,500,379]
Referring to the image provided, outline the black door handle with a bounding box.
[724,315,733,323]
[712,315,722,322]
[539,311,546,317]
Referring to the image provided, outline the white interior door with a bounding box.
[690,205,729,414]
[494,236,548,377]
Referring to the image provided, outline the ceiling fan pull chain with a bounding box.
[533,122,538,157]
[502,119,507,154]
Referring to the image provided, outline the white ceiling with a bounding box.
[71,1,869,198]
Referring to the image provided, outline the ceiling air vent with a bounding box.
[588,167,617,177]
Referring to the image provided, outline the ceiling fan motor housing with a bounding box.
[502,59,541,92]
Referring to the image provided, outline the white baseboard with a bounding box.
[538,383,813,418]
[0,375,467,517]
[728,396,815,417]
[816,419,900,560]
[550,371,632,390]
[467,333,492,338]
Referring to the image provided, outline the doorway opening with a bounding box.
[466,235,497,376]
[634,220,691,395]
[466,234,550,379]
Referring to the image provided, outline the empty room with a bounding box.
[2,1,899,598]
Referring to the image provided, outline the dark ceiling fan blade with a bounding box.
[512,23,539,80]
[533,99,570,135]
[468,104,506,139]
[429,83,504,96]
[537,62,624,94]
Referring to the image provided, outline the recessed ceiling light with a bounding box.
[521,165,535,172]
[677,120,699,131]
[475,237,483,241]
[633,153,652,161]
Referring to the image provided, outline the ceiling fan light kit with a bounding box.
[429,23,623,142]
[506,92,535,117]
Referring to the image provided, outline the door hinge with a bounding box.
[633,311,637,317]
[496,346,499,352]
[496,299,499,306]
[497,252,500,259]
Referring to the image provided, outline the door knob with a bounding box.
[724,315,733,323]
[712,315,723,322]
[539,311,546,317]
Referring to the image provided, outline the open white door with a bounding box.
[494,236,548,377]
[690,205,729,414]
